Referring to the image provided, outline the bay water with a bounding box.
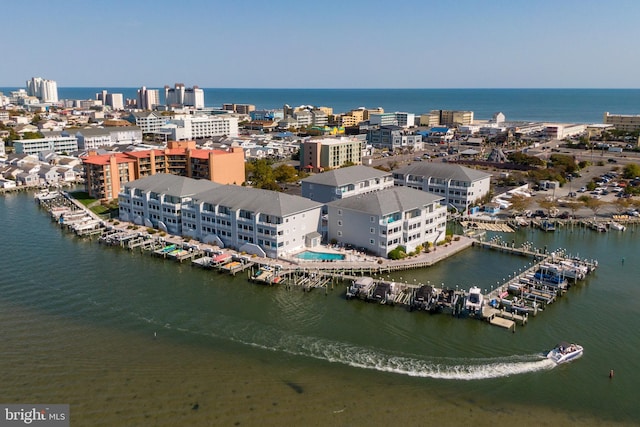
[1,191,639,425]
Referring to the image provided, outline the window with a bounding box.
[337,220,342,226]
[370,227,375,233]
[337,209,342,216]
[337,231,342,237]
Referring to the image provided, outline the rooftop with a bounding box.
[327,186,443,216]
[301,165,391,187]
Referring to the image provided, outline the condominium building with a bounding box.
[26,77,58,103]
[367,126,423,151]
[301,165,394,203]
[14,136,78,155]
[127,111,168,134]
[393,163,491,213]
[165,84,205,109]
[72,127,143,149]
[368,112,398,127]
[222,104,256,114]
[394,112,415,128]
[326,186,447,257]
[299,137,363,173]
[96,90,124,110]
[420,110,474,127]
[159,115,239,140]
[137,86,160,110]
[82,140,246,200]
[603,112,640,132]
[544,123,586,140]
[118,174,323,258]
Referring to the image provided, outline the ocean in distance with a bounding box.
[3,87,640,124]
[1,191,639,426]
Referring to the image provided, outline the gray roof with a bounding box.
[126,173,322,217]
[193,185,322,217]
[327,186,443,216]
[301,165,391,187]
[394,163,491,182]
[125,173,220,197]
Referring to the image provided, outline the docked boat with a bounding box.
[547,342,583,364]
[465,286,484,314]
[609,221,626,231]
[539,220,555,232]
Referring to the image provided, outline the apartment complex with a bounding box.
[299,137,362,173]
[301,165,394,204]
[159,115,239,140]
[14,136,78,155]
[118,174,323,258]
[367,126,423,151]
[326,186,447,257]
[603,112,640,132]
[127,112,168,134]
[82,140,245,200]
[393,163,491,213]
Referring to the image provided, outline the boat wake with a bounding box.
[241,335,556,380]
[137,311,555,380]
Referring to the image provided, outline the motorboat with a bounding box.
[609,221,626,231]
[547,342,583,364]
[465,286,484,314]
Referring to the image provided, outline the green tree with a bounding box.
[622,163,640,179]
[22,131,44,139]
[273,164,298,183]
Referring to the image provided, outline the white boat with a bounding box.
[547,342,583,364]
[465,286,484,314]
[609,221,626,231]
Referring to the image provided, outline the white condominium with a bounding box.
[137,86,160,110]
[165,83,205,109]
[26,77,58,103]
[160,115,239,140]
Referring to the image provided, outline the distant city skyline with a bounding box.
[4,0,640,89]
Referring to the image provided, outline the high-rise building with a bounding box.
[96,90,124,110]
[165,83,204,109]
[26,77,58,103]
[137,86,160,110]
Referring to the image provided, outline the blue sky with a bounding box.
[3,0,640,88]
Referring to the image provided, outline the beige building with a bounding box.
[544,123,586,140]
[300,137,363,173]
[603,112,640,132]
[420,110,474,127]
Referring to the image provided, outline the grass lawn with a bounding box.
[69,191,118,216]
[69,191,95,207]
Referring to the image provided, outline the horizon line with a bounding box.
[2,86,640,90]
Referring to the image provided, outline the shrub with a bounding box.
[388,246,407,260]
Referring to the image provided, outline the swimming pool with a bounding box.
[295,251,346,261]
